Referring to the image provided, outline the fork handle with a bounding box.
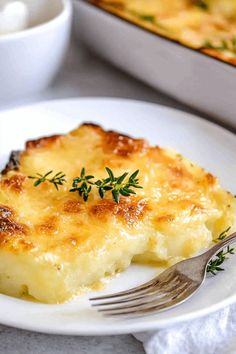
[202,232,236,263]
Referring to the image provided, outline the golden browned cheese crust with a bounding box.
[90,0,236,66]
[0,123,235,303]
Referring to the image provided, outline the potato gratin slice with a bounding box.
[0,123,235,303]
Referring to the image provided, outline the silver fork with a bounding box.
[90,232,236,317]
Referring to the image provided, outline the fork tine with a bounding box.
[91,274,180,307]
[92,292,169,308]
[90,268,175,301]
[91,290,167,308]
[97,293,172,311]
[101,283,192,317]
[90,278,158,301]
[97,282,190,313]
[103,299,183,317]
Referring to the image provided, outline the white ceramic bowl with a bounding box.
[0,0,72,101]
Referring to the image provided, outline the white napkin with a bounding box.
[134,304,236,354]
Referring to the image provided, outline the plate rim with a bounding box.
[2,96,235,135]
[0,291,235,336]
[0,96,236,335]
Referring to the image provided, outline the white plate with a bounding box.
[0,97,236,335]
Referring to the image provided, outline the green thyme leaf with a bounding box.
[139,15,156,22]
[69,168,95,201]
[207,227,234,275]
[203,38,236,55]
[28,171,66,190]
[105,167,115,182]
[218,226,231,241]
[94,168,143,203]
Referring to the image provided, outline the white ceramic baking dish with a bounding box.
[74,0,236,129]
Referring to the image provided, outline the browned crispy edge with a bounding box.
[1,123,143,175]
[1,151,22,175]
[1,135,62,175]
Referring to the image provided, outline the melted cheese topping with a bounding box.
[90,0,236,65]
[0,124,235,303]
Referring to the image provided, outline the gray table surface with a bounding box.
[0,38,233,354]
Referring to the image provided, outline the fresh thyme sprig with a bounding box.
[203,38,236,55]
[29,167,143,203]
[28,171,66,190]
[207,227,234,275]
[95,167,143,203]
[69,167,142,203]
[69,168,94,201]
[217,226,232,241]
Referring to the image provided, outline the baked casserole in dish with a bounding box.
[89,0,236,66]
[74,0,236,128]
